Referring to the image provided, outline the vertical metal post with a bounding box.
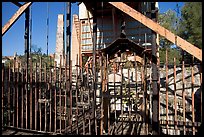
[165,49,169,134]
[173,57,178,134]
[92,2,97,134]
[16,62,19,128]
[182,60,186,135]
[54,59,57,133]
[191,57,195,135]
[21,63,24,128]
[39,57,42,131]
[29,58,33,129]
[34,62,37,130]
[151,2,159,134]
[66,2,71,67]
[13,58,16,126]
[49,56,52,132]
[2,63,4,128]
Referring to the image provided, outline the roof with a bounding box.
[100,38,152,60]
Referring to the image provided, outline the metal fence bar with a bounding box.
[191,57,195,135]
[69,60,73,133]
[120,54,123,135]
[54,59,57,133]
[64,56,67,133]
[44,62,47,132]
[113,57,117,132]
[199,63,202,123]
[107,54,110,135]
[16,62,19,128]
[34,62,37,130]
[76,54,79,134]
[8,63,11,127]
[165,49,169,134]
[49,56,52,132]
[29,58,33,129]
[173,57,178,135]
[25,60,28,129]
[12,58,16,127]
[100,55,104,135]
[59,55,62,133]
[21,63,24,128]
[182,60,186,135]
[2,63,4,127]
[39,57,42,131]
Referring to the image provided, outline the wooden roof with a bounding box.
[100,38,152,60]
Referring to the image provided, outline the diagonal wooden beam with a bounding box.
[2,2,32,36]
[109,2,202,61]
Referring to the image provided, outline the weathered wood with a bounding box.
[2,2,32,35]
[108,2,202,61]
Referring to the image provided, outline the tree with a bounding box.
[158,9,181,64]
[178,2,202,49]
[177,2,202,63]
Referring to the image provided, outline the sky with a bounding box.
[2,2,184,56]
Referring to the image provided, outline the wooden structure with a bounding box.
[2,2,202,135]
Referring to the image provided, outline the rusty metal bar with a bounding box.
[44,62,47,132]
[39,57,42,131]
[173,57,178,134]
[191,57,195,135]
[100,55,104,135]
[29,58,33,129]
[2,2,32,36]
[182,60,186,135]
[59,55,62,133]
[54,58,57,133]
[8,63,11,127]
[128,63,131,121]
[34,62,37,130]
[13,58,16,126]
[21,63,24,128]
[16,62,19,128]
[134,53,138,116]
[25,58,28,129]
[49,56,52,132]
[199,63,202,123]
[2,63,4,128]
[92,2,97,134]
[165,49,169,134]
[120,54,123,135]
[87,63,91,135]
[76,54,79,134]
[144,54,148,135]
[107,54,110,135]
[64,56,67,133]
[69,60,73,133]
[113,57,117,131]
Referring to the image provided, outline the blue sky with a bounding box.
[2,2,184,56]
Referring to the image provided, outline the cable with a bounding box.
[46,2,49,56]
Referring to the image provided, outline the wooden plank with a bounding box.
[2,2,32,35]
[108,2,202,61]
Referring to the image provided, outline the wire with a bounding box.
[46,2,49,56]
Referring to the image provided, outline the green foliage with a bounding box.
[178,2,202,49]
[158,9,178,49]
[159,48,181,65]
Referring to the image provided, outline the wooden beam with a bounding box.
[2,2,32,36]
[109,2,202,61]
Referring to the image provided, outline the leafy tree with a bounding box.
[178,2,202,49]
[176,2,202,63]
[158,9,181,64]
